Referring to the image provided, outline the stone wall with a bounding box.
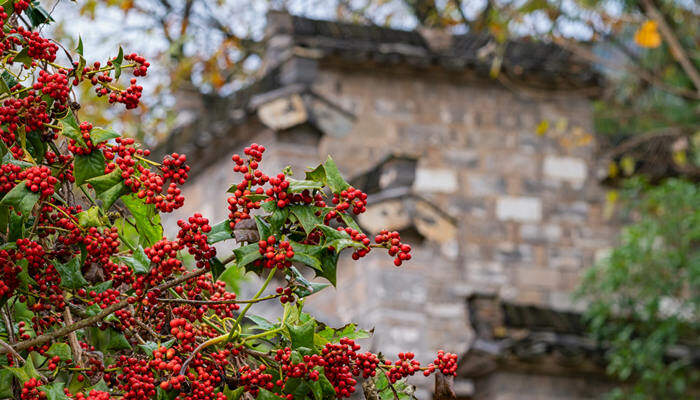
[165,59,616,398]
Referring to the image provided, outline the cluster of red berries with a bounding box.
[275,347,323,381]
[177,213,215,269]
[256,236,294,269]
[0,162,21,193]
[335,227,371,260]
[73,390,112,400]
[21,165,57,198]
[10,26,58,62]
[0,249,22,298]
[20,378,45,400]
[124,53,150,77]
[175,273,241,319]
[385,352,421,384]
[108,78,144,109]
[227,144,267,229]
[266,173,292,208]
[137,239,183,291]
[238,364,275,396]
[321,338,362,398]
[332,187,368,215]
[169,318,197,346]
[109,356,156,400]
[275,286,297,304]
[375,230,412,266]
[424,350,458,376]
[67,121,96,155]
[34,70,70,105]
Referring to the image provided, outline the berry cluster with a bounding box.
[227,144,267,229]
[374,230,412,266]
[21,165,57,198]
[238,364,274,396]
[385,352,421,384]
[275,286,296,304]
[256,236,294,269]
[20,378,45,400]
[176,213,215,269]
[424,350,458,376]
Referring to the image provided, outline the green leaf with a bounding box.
[90,127,120,144]
[254,216,271,240]
[210,257,225,280]
[6,355,42,381]
[74,151,105,186]
[77,206,101,227]
[323,156,350,194]
[246,314,276,331]
[137,341,159,356]
[46,342,72,360]
[26,130,47,162]
[13,47,32,67]
[55,257,89,290]
[60,113,84,146]
[340,212,362,232]
[218,264,248,293]
[87,327,131,352]
[224,386,245,400]
[317,250,339,286]
[42,382,71,400]
[233,243,262,269]
[291,250,322,271]
[287,178,323,193]
[286,318,316,350]
[86,168,128,210]
[25,3,53,27]
[76,55,86,81]
[256,388,284,400]
[207,220,234,244]
[76,36,83,56]
[119,245,151,274]
[315,224,365,254]
[289,205,322,234]
[270,206,290,233]
[113,46,124,80]
[0,369,13,398]
[0,182,40,215]
[316,323,371,344]
[122,194,163,247]
[304,164,326,185]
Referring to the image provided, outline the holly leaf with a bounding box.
[6,355,42,381]
[287,178,323,193]
[87,327,131,352]
[315,224,365,253]
[113,46,123,80]
[246,314,276,331]
[74,151,105,186]
[233,243,262,269]
[76,36,83,55]
[289,205,322,234]
[207,220,234,244]
[25,3,53,28]
[316,323,371,344]
[77,206,101,227]
[224,386,245,400]
[86,168,128,210]
[46,342,72,360]
[0,369,12,398]
[270,206,290,233]
[137,341,159,356]
[286,318,316,350]
[90,280,113,294]
[256,389,284,400]
[322,156,350,194]
[254,216,271,240]
[305,164,326,185]
[60,113,84,146]
[90,127,120,144]
[210,257,225,280]
[122,194,163,247]
[13,47,32,67]
[120,245,151,274]
[316,250,339,286]
[55,257,89,290]
[291,250,322,271]
[0,182,40,215]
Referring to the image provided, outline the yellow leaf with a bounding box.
[604,190,618,220]
[535,120,549,136]
[672,150,687,166]
[634,20,662,49]
[620,156,635,176]
[608,161,619,179]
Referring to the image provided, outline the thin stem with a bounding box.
[155,293,281,305]
[227,268,276,342]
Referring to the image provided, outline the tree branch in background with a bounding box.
[640,0,700,94]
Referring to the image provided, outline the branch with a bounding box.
[155,293,281,305]
[640,0,700,94]
[0,268,208,354]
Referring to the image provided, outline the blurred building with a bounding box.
[160,11,623,399]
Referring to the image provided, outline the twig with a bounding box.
[0,339,24,364]
[155,293,281,305]
[63,305,83,367]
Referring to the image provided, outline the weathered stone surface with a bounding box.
[413,168,458,193]
[495,196,542,222]
[543,155,587,187]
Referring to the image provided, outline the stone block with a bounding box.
[517,268,559,289]
[543,155,587,188]
[413,168,458,193]
[519,223,562,243]
[496,196,542,222]
[466,174,506,197]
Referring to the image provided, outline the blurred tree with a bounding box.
[577,178,699,399]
